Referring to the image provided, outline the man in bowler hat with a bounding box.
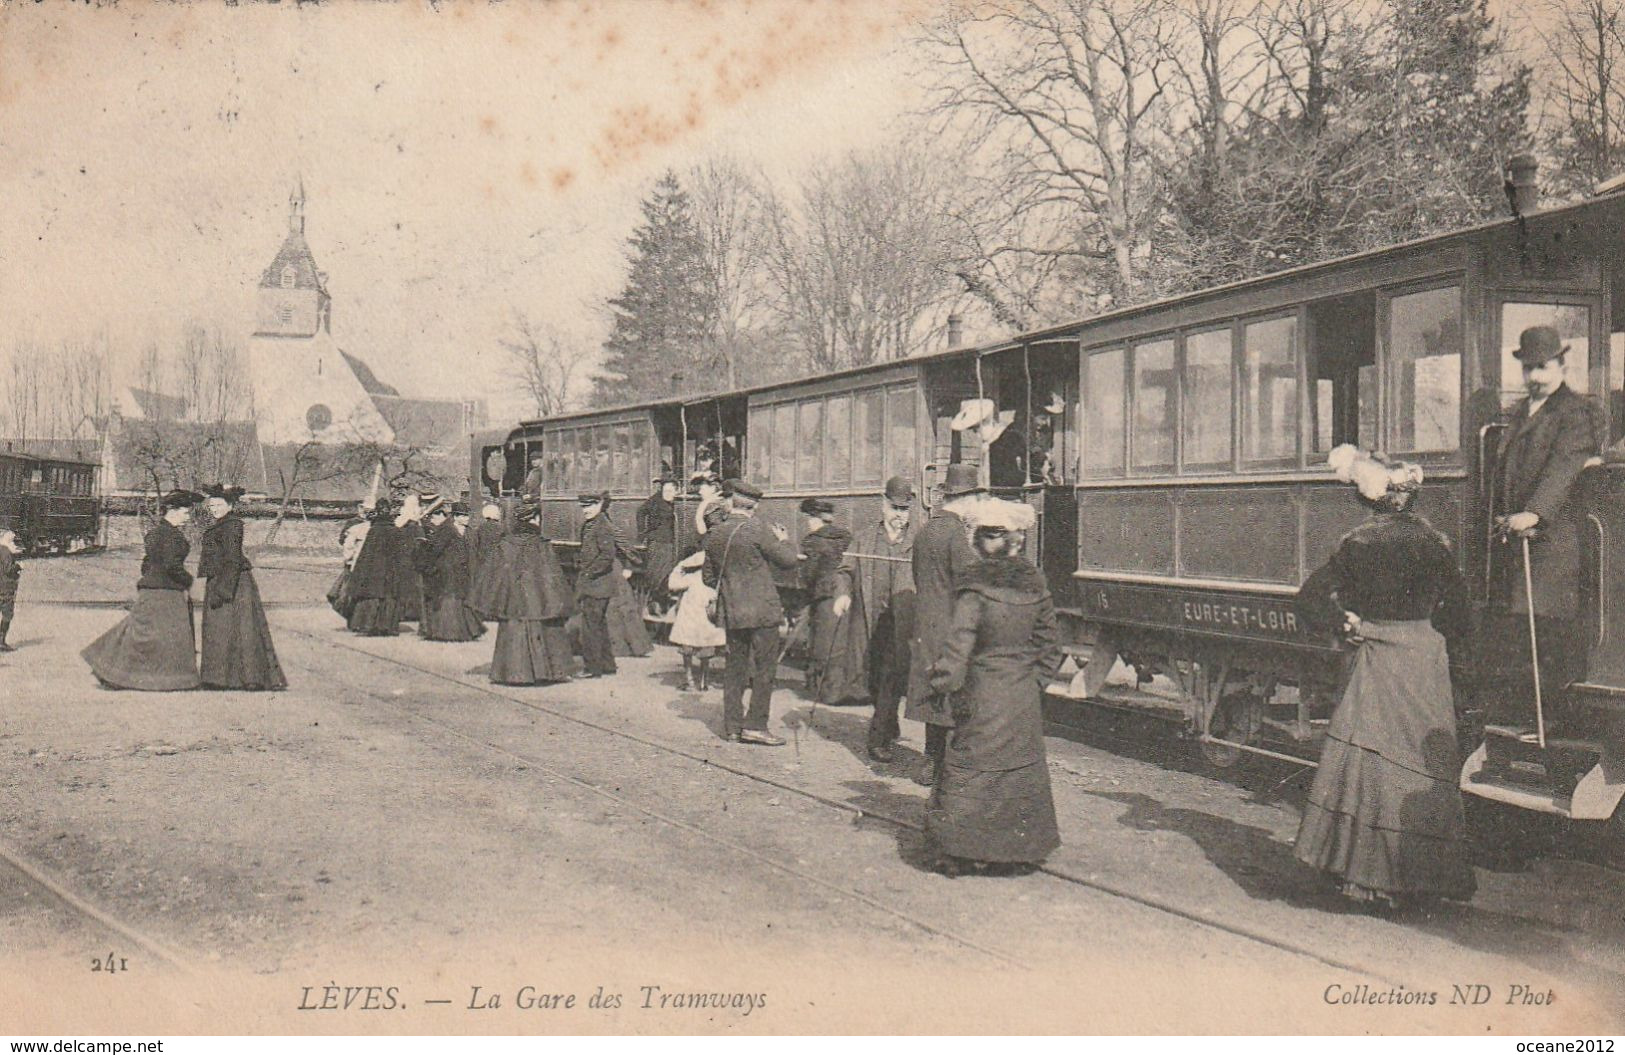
[908,463,986,783]
[702,479,801,745]
[575,491,618,678]
[1496,324,1603,711]
[835,475,920,761]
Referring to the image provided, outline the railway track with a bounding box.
[0,834,194,974]
[284,625,1407,985]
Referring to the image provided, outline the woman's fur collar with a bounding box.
[960,555,1046,599]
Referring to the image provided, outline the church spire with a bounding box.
[289,176,306,234]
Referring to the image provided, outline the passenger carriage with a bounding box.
[0,451,102,555]
[475,186,1625,843]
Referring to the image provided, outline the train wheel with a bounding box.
[1201,691,1261,769]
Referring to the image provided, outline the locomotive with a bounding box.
[472,185,1625,847]
[0,450,103,555]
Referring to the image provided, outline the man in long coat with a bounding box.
[907,463,986,783]
[835,476,918,761]
[1496,324,1604,714]
[702,479,801,745]
[798,498,853,701]
[575,492,618,678]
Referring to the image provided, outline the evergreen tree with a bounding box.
[592,171,712,406]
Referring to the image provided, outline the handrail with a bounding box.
[1479,421,1508,596]
[1588,512,1607,650]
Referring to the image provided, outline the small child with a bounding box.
[0,530,21,652]
[666,549,725,691]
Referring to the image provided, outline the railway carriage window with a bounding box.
[748,406,771,482]
[595,427,612,491]
[1241,317,1299,464]
[1131,338,1176,471]
[613,424,632,494]
[797,400,823,488]
[1307,293,1376,455]
[887,387,916,481]
[630,423,650,492]
[825,394,852,487]
[1612,332,1625,444]
[1085,348,1126,477]
[1182,328,1233,468]
[574,428,591,492]
[1388,286,1463,453]
[855,389,885,485]
[1500,302,1591,411]
[771,403,796,488]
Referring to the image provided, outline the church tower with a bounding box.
[246,180,391,446]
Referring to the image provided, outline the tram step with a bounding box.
[1476,727,1601,798]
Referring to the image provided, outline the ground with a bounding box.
[0,548,1621,1035]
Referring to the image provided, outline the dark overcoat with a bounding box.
[636,494,677,592]
[836,518,916,702]
[576,516,618,600]
[701,513,800,630]
[137,520,194,591]
[416,519,472,600]
[349,515,416,606]
[1497,384,1602,619]
[906,507,979,724]
[467,519,505,591]
[468,522,575,622]
[0,548,18,604]
[197,514,249,610]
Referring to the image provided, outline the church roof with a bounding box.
[370,395,468,451]
[339,350,400,396]
[258,229,328,293]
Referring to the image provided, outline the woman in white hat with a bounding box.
[1294,445,1475,910]
[925,496,1062,875]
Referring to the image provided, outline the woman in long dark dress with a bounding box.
[82,489,203,691]
[1294,447,1476,910]
[926,498,1062,876]
[416,501,485,642]
[636,479,679,614]
[347,501,409,636]
[468,501,577,684]
[197,485,287,691]
[798,498,857,701]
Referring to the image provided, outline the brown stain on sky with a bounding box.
[585,0,895,172]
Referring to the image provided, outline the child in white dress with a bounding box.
[666,549,726,691]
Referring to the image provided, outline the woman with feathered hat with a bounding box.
[1293,445,1475,910]
[197,484,287,690]
[468,499,577,684]
[82,489,205,691]
[415,498,486,642]
[925,496,1062,875]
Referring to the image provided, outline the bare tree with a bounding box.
[1533,0,1625,197]
[757,148,962,372]
[924,0,1181,309]
[688,157,771,390]
[501,310,593,418]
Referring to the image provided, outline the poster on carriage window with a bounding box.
[2,0,1623,1043]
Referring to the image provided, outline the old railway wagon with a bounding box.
[477,186,1625,836]
[0,451,102,554]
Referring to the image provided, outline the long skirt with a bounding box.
[326,569,354,619]
[81,589,200,691]
[490,618,576,684]
[348,597,401,636]
[1294,618,1476,902]
[607,576,652,657]
[419,591,485,642]
[927,753,1060,865]
[200,573,288,691]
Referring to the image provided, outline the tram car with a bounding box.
[475,182,1625,843]
[0,451,103,554]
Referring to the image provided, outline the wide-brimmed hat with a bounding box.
[978,409,1018,445]
[727,478,762,501]
[961,496,1036,534]
[678,549,706,570]
[949,399,996,432]
[202,483,246,503]
[1327,444,1423,502]
[1513,325,1569,365]
[940,463,986,497]
[799,497,835,518]
[159,488,202,511]
[883,476,915,505]
[1041,393,1066,415]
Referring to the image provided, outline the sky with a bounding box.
[0,1,932,424]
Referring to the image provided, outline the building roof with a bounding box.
[0,439,101,465]
[258,229,328,294]
[122,387,189,420]
[370,395,467,450]
[106,418,269,493]
[340,350,400,396]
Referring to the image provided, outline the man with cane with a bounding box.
[1495,325,1602,728]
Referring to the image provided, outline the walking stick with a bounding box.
[1521,532,1548,750]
